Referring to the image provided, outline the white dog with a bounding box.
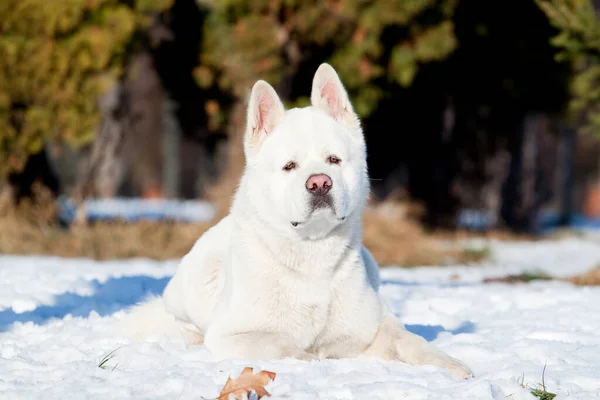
[121,63,473,379]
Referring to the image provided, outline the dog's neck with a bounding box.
[230,188,363,274]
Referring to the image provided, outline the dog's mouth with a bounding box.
[290,194,347,228]
[291,215,346,228]
[310,194,333,211]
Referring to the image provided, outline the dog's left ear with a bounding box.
[311,63,360,133]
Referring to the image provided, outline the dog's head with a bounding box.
[241,64,368,239]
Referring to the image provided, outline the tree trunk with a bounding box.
[74,84,129,199]
[162,98,181,198]
[74,52,170,200]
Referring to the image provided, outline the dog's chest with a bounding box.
[231,229,373,348]
[271,271,331,333]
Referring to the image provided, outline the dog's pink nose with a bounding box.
[306,174,332,195]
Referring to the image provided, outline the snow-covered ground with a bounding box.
[1,237,600,399]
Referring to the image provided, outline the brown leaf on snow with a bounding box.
[217,367,276,400]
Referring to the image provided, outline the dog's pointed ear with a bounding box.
[244,80,286,158]
[311,63,360,132]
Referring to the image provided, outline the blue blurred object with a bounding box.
[57,196,216,224]
[456,209,496,232]
[537,211,600,232]
[456,207,600,234]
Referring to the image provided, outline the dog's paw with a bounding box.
[292,350,318,362]
[444,358,474,380]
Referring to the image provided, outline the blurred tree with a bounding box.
[0,0,173,179]
[441,0,569,231]
[196,0,458,117]
[536,0,600,225]
[537,0,600,135]
[194,0,460,203]
[0,0,573,230]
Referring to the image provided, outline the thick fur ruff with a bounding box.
[119,64,473,379]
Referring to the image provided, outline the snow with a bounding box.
[1,237,600,399]
[385,237,600,284]
[56,197,216,224]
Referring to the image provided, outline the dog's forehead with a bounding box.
[274,107,346,147]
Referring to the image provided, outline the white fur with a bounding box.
[120,63,473,379]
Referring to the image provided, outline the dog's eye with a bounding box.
[283,161,297,171]
[328,156,341,165]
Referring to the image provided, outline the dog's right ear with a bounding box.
[244,80,285,159]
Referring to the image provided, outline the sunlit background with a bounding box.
[2,0,600,268]
[5,2,600,397]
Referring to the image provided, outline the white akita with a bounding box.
[121,63,473,379]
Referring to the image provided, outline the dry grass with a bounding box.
[0,209,214,261]
[433,229,535,242]
[0,183,213,260]
[0,217,216,261]
[0,184,494,266]
[483,271,553,284]
[570,266,600,286]
[362,201,448,266]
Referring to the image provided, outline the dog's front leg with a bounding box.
[363,312,473,379]
[205,331,316,361]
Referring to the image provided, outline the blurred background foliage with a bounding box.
[0,0,173,177]
[196,0,458,118]
[0,0,468,178]
[538,0,600,135]
[2,0,600,235]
